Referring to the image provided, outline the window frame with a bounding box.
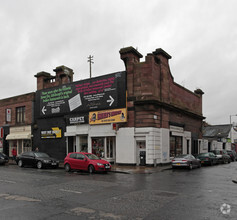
[16,106,25,124]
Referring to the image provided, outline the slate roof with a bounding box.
[203,124,231,138]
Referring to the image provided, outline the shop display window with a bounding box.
[170,135,182,157]
[92,138,105,158]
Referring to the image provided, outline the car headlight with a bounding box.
[97,163,104,166]
[43,160,51,163]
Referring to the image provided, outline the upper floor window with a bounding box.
[16,106,25,124]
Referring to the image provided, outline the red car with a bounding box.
[64,152,111,173]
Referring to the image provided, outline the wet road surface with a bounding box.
[0,162,236,219]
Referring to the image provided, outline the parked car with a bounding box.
[64,152,111,173]
[0,152,9,165]
[16,151,59,169]
[210,150,231,164]
[172,154,201,170]
[227,150,237,162]
[196,152,218,166]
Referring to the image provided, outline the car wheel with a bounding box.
[18,160,23,167]
[189,163,193,170]
[65,163,71,172]
[37,161,43,169]
[88,165,95,174]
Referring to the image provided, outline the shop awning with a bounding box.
[6,132,32,140]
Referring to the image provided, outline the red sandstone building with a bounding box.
[0,93,35,157]
[32,47,204,165]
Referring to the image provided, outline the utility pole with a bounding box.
[87,55,94,78]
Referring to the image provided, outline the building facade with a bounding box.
[0,93,35,157]
[202,124,232,152]
[32,47,204,165]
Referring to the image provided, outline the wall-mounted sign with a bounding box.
[6,109,11,122]
[66,115,88,125]
[89,108,127,125]
[36,71,126,117]
[41,127,62,139]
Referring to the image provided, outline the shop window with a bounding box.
[16,106,25,124]
[170,136,182,157]
[23,140,32,153]
[92,138,105,158]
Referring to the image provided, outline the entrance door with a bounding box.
[136,140,146,166]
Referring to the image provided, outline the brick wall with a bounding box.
[0,93,35,126]
[120,47,204,138]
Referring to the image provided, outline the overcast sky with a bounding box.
[0,0,236,125]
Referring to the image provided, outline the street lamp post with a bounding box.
[230,114,237,145]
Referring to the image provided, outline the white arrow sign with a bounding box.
[42,106,47,115]
[107,96,114,106]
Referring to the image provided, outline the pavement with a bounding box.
[8,159,172,174]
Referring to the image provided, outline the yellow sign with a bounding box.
[41,127,62,139]
[89,108,127,125]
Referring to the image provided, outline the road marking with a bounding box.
[59,189,82,194]
[0,180,16,184]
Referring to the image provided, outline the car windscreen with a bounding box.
[85,154,100,160]
[34,152,50,158]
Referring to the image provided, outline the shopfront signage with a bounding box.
[89,108,127,125]
[41,127,62,139]
[66,115,88,125]
[36,71,126,117]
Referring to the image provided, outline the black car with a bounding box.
[227,150,237,162]
[0,152,9,165]
[196,152,218,166]
[16,151,59,169]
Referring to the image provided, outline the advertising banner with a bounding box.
[89,108,127,125]
[36,71,126,117]
[41,127,62,139]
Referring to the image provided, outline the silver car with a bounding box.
[172,154,201,170]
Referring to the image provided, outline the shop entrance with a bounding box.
[67,136,88,153]
[136,140,146,166]
[92,137,115,162]
[9,139,32,157]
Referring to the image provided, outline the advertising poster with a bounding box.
[41,127,62,139]
[89,108,127,125]
[36,71,126,117]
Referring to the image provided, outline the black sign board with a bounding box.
[65,114,88,125]
[36,71,126,117]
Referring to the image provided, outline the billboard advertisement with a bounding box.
[36,71,126,117]
[89,108,127,125]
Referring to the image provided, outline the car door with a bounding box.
[27,152,36,167]
[69,153,78,169]
[21,152,33,166]
[210,152,217,164]
[76,153,87,170]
